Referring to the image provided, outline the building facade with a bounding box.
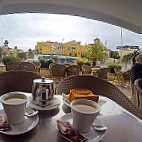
[35,38,108,61]
[116,45,139,57]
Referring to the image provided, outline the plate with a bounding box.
[58,113,105,142]
[0,108,39,135]
[27,97,60,111]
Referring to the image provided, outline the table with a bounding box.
[0,94,142,142]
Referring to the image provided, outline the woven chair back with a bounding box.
[56,75,142,119]
[49,63,57,69]
[114,67,121,73]
[134,79,142,111]
[97,68,109,79]
[82,65,92,75]
[20,62,35,72]
[93,65,101,68]
[5,61,21,71]
[66,65,80,76]
[0,71,42,95]
[122,70,130,81]
[32,62,41,73]
[63,63,71,67]
[51,64,66,77]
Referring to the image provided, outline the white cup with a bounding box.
[71,99,101,133]
[0,92,27,125]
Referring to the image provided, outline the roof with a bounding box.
[0,0,142,33]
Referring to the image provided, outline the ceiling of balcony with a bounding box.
[0,0,142,34]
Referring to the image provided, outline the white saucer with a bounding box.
[58,113,105,142]
[0,109,39,135]
[27,97,60,111]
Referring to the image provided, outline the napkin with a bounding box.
[0,114,11,131]
[57,120,87,142]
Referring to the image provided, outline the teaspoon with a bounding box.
[25,109,39,117]
[92,123,108,131]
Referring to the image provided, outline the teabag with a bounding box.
[57,120,87,142]
[0,114,11,131]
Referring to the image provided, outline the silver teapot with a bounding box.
[32,77,54,107]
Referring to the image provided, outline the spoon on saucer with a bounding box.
[92,123,108,131]
[25,108,39,117]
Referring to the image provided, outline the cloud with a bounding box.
[0,13,142,51]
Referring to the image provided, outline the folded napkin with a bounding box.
[57,120,87,142]
[0,115,11,131]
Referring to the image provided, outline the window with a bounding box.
[68,46,70,50]
[72,44,76,49]
[70,53,72,56]
[75,53,77,56]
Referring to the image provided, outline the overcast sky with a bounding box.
[0,13,142,52]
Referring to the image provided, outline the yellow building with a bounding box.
[35,41,58,54]
[117,49,136,57]
[35,38,108,61]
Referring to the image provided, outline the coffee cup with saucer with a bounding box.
[70,99,101,133]
[0,92,27,125]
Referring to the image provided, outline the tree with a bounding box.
[122,49,141,66]
[17,53,26,60]
[85,43,108,67]
[110,51,120,63]
[28,49,34,55]
[14,46,17,50]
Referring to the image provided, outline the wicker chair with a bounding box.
[93,65,101,68]
[51,64,66,77]
[56,75,142,119]
[0,71,42,95]
[134,79,142,111]
[82,65,92,75]
[5,61,21,71]
[66,65,80,76]
[20,62,35,72]
[122,70,131,85]
[32,62,41,73]
[49,63,57,69]
[49,63,57,77]
[97,68,109,79]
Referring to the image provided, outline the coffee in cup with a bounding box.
[71,99,101,133]
[0,92,27,125]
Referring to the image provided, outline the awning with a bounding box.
[0,0,142,33]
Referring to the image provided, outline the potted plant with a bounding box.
[107,64,122,73]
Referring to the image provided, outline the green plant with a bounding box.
[17,53,26,59]
[77,61,84,68]
[39,58,54,68]
[107,64,122,69]
[46,59,54,68]
[85,43,108,66]
[39,58,46,68]
[2,56,20,65]
[84,62,91,66]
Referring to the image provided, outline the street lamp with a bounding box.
[120,28,123,63]
[1,37,3,64]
